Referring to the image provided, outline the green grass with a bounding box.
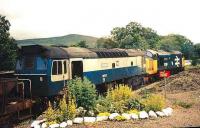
[17,34,98,48]
[173,100,193,109]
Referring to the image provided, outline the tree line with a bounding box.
[96,22,200,60]
[0,15,200,71]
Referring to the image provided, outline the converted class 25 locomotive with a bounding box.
[15,45,184,98]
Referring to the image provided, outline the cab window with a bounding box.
[52,61,62,75]
[24,56,35,69]
[63,61,67,74]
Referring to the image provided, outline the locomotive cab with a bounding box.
[15,45,71,97]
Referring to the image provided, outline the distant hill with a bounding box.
[17,34,98,48]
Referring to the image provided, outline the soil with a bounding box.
[14,68,200,128]
[70,68,200,128]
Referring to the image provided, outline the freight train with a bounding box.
[15,45,184,98]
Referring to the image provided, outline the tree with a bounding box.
[96,37,118,48]
[194,43,200,58]
[0,15,18,71]
[77,40,88,48]
[110,22,160,50]
[158,34,194,59]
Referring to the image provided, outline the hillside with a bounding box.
[17,34,98,47]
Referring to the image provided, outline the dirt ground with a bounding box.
[14,68,200,128]
[70,68,200,128]
[69,90,200,128]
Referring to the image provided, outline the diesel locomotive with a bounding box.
[15,45,185,98]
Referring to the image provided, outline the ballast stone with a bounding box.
[31,120,40,127]
[67,120,73,125]
[49,123,59,128]
[162,107,173,116]
[73,117,83,124]
[109,113,120,120]
[41,123,47,128]
[156,111,165,117]
[60,122,67,127]
[122,113,131,120]
[130,113,139,119]
[83,117,96,123]
[31,119,46,128]
[139,111,149,119]
[33,124,40,128]
[96,116,108,121]
[148,110,157,118]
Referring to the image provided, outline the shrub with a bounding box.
[114,115,126,121]
[57,96,68,122]
[127,98,144,111]
[111,100,127,113]
[106,84,133,102]
[68,77,97,111]
[57,95,76,122]
[173,100,193,109]
[67,97,76,119]
[105,85,133,113]
[95,95,111,113]
[141,94,165,111]
[44,102,58,125]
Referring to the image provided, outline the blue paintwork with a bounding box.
[83,66,144,85]
[16,56,145,97]
[158,54,182,71]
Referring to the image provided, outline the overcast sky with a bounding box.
[0,0,200,43]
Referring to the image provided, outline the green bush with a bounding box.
[127,98,144,111]
[67,77,97,111]
[95,95,111,113]
[141,94,166,111]
[173,100,193,109]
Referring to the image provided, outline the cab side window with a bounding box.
[63,61,67,74]
[52,61,63,75]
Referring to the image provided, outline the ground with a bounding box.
[15,68,200,128]
[70,90,200,128]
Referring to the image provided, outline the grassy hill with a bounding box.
[17,34,98,48]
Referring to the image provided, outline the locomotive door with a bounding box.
[71,61,83,79]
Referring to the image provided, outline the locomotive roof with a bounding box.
[147,49,182,56]
[21,45,145,59]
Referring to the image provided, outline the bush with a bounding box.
[57,96,68,122]
[95,95,111,113]
[56,95,76,122]
[68,77,97,111]
[127,98,144,111]
[67,96,76,119]
[44,102,59,125]
[141,94,165,111]
[106,84,133,102]
[96,85,138,114]
[173,100,193,109]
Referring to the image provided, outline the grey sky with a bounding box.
[0,0,200,43]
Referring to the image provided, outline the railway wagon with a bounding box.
[15,45,146,97]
